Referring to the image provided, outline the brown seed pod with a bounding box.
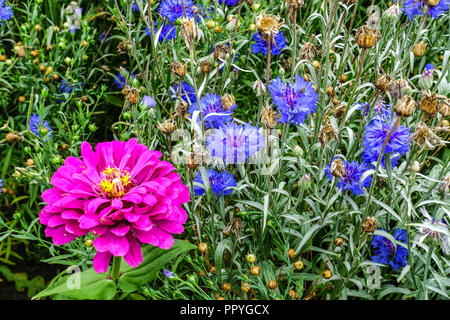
[5,131,21,143]
[329,158,346,179]
[294,260,304,271]
[200,60,212,74]
[222,283,231,292]
[362,216,379,233]
[241,282,251,293]
[221,94,236,111]
[250,266,261,276]
[261,104,280,128]
[412,41,427,57]
[25,158,35,167]
[374,73,392,93]
[323,270,332,279]
[355,25,380,49]
[334,238,344,247]
[268,280,278,290]
[394,95,416,118]
[198,242,208,253]
[288,248,296,259]
[420,91,438,117]
[170,61,187,78]
[18,96,26,103]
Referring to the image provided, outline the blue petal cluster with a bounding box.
[114,71,136,89]
[146,23,177,42]
[395,0,450,20]
[251,32,287,56]
[132,0,141,12]
[189,93,236,129]
[172,81,197,104]
[194,169,236,197]
[358,100,392,122]
[143,95,157,108]
[371,228,409,271]
[0,0,12,24]
[268,75,318,125]
[158,0,197,23]
[362,116,410,169]
[30,114,53,140]
[325,159,372,196]
[60,80,82,94]
[206,122,263,164]
[218,0,239,6]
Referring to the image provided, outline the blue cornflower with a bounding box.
[114,71,136,89]
[163,269,175,278]
[371,228,409,271]
[218,0,239,6]
[419,63,435,90]
[0,0,13,24]
[268,75,318,125]
[0,178,2,188]
[395,0,450,20]
[189,93,236,129]
[194,169,236,197]
[251,32,287,56]
[158,0,197,23]
[358,100,392,121]
[60,80,82,94]
[146,23,177,42]
[172,81,197,104]
[143,95,157,108]
[30,114,52,140]
[132,0,142,12]
[325,159,372,196]
[362,116,411,169]
[206,122,263,164]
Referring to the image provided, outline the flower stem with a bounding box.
[111,256,122,281]
[423,243,435,300]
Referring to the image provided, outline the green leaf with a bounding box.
[32,268,116,300]
[118,240,196,293]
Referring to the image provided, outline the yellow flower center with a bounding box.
[98,166,132,199]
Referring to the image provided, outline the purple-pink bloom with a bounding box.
[39,138,190,273]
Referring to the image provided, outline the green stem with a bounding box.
[423,243,434,300]
[111,256,122,281]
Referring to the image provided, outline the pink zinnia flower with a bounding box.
[39,138,190,273]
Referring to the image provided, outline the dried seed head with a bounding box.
[335,104,346,118]
[330,158,346,179]
[362,216,379,233]
[355,25,380,49]
[117,39,132,55]
[255,13,283,41]
[261,104,280,128]
[222,283,231,292]
[394,95,416,118]
[334,238,344,247]
[326,86,335,96]
[438,97,450,116]
[250,265,261,276]
[412,122,448,151]
[294,260,304,271]
[198,242,208,253]
[288,248,296,259]
[420,90,438,117]
[319,119,339,148]
[222,217,242,239]
[426,0,441,6]
[25,158,35,167]
[126,87,140,105]
[170,61,187,78]
[181,18,202,47]
[298,42,317,61]
[221,94,236,111]
[323,270,332,279]
[374,73,392,93]
[18,96,26,103]
[213,44,230,61]
[268,280,278,290]
[241,282,251,293]
[252,79,266,97]
[340,74,348,83]
[6,131,21,143]
[157,119,176,134]
[200,60,212,74]
[412,41,427,57]
[389,79,412,99]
